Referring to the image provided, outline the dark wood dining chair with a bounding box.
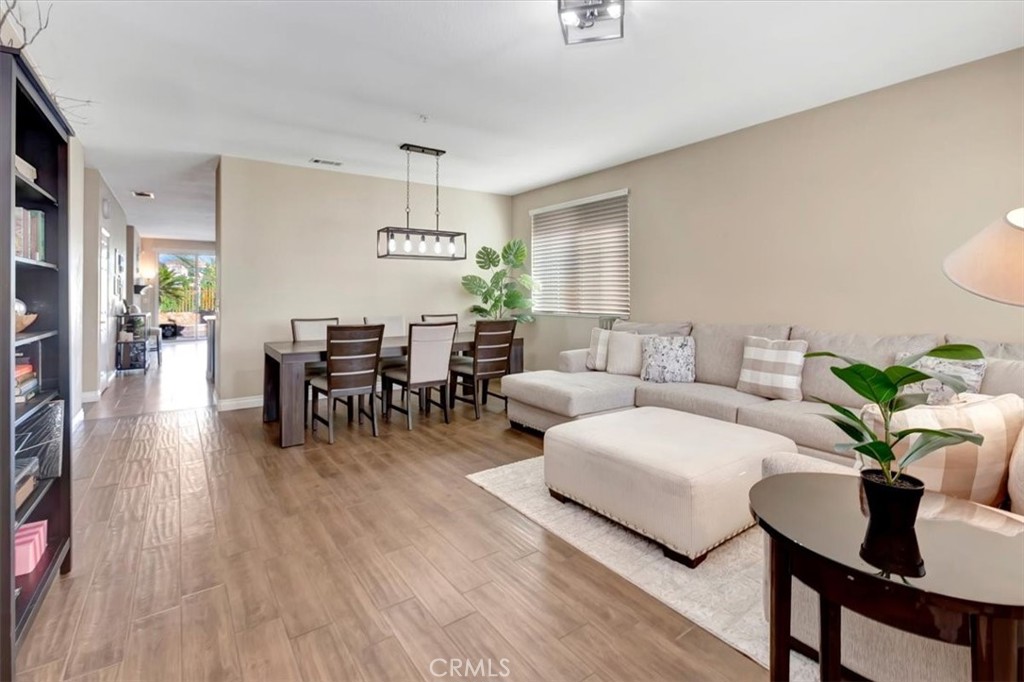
[449,319,517,419]
[291,317,339,427]
[309,324,385,444]
[381,322,457,430]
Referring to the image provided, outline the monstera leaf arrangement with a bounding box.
[461,239,536,323]
[809,344,985,486]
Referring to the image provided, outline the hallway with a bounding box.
[84,340,214,419]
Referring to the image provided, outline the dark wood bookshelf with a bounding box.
[1,47,74,678]
[15,257,58,271]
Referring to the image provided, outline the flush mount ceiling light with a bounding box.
[558,0,624,45]
[377,143,467,261]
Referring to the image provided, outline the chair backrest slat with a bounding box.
[363,315,406,338]
[421,313,459,325]
[327,325,385,392]
[292,317,340,342]
[407,322,458,386]
[473,320,517,378]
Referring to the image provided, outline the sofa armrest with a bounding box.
[558,348,590,373]
[762,452,854,479]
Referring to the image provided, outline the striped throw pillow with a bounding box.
[736,336,809,401]
[862,393,1024,506]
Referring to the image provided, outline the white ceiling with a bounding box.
[26,0,1024,241]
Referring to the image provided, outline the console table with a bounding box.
[750,473,1023,682]
[263,333,524,447]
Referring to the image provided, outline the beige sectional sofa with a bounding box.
[504,320,1024,464]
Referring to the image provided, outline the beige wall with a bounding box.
[512,49,1024,370]
[82,168,127,397]
[67,138,85,419]
[216,156,512,404]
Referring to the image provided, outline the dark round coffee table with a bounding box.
[749,472,1024,682]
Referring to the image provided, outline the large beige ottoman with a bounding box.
[545,406,797,567]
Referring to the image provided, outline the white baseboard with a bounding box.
[72,408,85,426]
[81,390,102,403]
[216,395,263,412]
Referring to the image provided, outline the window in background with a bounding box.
[530,189,630,316]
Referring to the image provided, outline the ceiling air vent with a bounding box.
[132,191,155,199]
[309,158,343,167]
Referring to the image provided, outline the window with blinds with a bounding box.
[530,189,630,316]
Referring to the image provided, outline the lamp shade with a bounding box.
[943,208,1024,307]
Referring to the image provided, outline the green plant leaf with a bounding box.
[469,305,491,317]
[900,344,984,368]
[854,441,895,466]
[490,269,507,289]
[893,427,984,446]
[476,247,501,270]
[804,351,865,366]
[821,415,873,444]
[501,239,527,268]
[517,273,537,291]
[898,429,985,470]
[892,393,929,412]
[884,365,932,388]
[513,312,535,323]
[461,274,489,296]
[503,289,529,311]
[831,364,899,404]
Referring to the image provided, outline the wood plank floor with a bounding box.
[17,400,765,682]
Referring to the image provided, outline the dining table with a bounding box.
[263,332,525,447]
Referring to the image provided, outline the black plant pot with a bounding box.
[859,469,925,532]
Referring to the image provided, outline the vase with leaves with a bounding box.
[461,239,536,323]
[808,344,985,530]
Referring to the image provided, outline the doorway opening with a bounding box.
[158,252,217,342]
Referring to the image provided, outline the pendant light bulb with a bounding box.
[388,235,396,253]
[560,10,578,25]
[606,2,622,19]
[433,236,442,254]
[448,237,456,255]
[418,236,427,253]
[403,236,412,253]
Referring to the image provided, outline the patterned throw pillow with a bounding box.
[896,352,987,405]
[862,393,1024,506]
[640,336,695,383]
[735,336,809,401]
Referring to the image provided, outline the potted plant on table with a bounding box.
[808,344,985,531]
[461,239,536,322]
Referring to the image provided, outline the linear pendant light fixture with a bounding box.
[377,143,467,260]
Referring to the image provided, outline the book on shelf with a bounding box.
[16,377,39,396]
[12,208,46,260]
[14,391,37,405]
[14,363,34,380]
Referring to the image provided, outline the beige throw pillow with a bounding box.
[862,393,1024,506]
[735,336,809,401]
[587,327,634,371]
[606,331,649,377]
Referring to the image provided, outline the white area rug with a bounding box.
[467,456,817,681]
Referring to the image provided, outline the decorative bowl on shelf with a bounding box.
[15,313,38,333]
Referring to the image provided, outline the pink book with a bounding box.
[15,520,47,576]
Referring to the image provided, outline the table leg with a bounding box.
[819,595,842,682]
[279,360,306,448]
[769,537,792,682]
[971,614,997,682]
[263,353,280,423]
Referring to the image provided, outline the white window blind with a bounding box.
[530,190,630,316]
